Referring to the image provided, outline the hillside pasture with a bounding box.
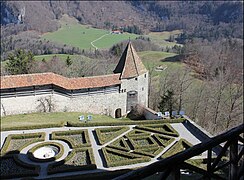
[146,30,183,48]
[42,24,138,50]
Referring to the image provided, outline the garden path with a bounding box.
[1,123,209,179]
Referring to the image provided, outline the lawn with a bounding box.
[1,112,131,130]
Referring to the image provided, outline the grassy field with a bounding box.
[1,112,131,130]
[138,51,184,77]
[146,30,183,48]
[42,24,138,50]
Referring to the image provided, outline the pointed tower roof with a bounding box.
[113,41,148,79]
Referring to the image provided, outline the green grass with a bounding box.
[138,51,184,77]
[42,24,138,50]
[145,30,183,48]
[1,112,130,130]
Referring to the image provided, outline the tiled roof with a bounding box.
[113,41,148,79]
[0,72,121,90]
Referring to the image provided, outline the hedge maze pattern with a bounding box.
[49,129,96,174]
[95,123,190,167]
[1,122,196,178]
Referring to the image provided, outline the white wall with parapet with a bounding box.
[0,91,127,118]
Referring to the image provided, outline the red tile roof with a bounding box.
[113,41,148,79]
[0,73,121,90]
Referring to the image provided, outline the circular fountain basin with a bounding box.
[33,146,58,159]
[28,142,63,162]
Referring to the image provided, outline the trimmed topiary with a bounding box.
[0,132,45,156]
[101,147,151,167]
[51,129,91,148]
[160,139,192,159]
[95,126,130,145]
[47,147,96,175]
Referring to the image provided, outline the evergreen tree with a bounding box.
[6,49,34,75]
[158,90,177,118]
[66,56,72,67]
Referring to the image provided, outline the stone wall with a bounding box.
[120,72,149,109]
[0,91,127,118]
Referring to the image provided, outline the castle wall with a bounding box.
[120,72,149,110]
[0,91,127,118]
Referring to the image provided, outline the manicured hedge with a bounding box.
[95,127,130,145]
[133,146,164,158]
[47,147,96,175]
[101,147,151,167]
[129,135,159,149]
[67,118,185,127]
[27,142,64,162]
[107,137,130,152]
[126,129,151,137]
[135,123,179,137]
[51,129,91,148]
[2,121,66,131]
[153,134,175,147]
[0,132,45,156]
[0,154,40,179]
[161,139,193,159]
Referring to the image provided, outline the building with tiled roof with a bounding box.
[0,42,148,118]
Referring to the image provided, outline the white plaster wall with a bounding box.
[0,91,127,118]
[120,72,149,108]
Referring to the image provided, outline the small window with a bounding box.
[144,74,147,78]
[142,87,144,91]
[124,89,126,92]
[135,78,138,81]
[121,89,123,93]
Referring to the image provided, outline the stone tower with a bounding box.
[114,41,149,113]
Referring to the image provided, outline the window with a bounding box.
[142,87,144,91]
[135,78,138,81]
[124,89,126,92]
[144,74,147,78]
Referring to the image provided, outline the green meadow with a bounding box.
[42,24,138,50]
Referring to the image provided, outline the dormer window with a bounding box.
[135,78,138,81]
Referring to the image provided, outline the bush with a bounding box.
[161,139,192,159]
[27,142,64,162]
[101,147,151,167]
[2,121,66,131]
[128,135,159,149]
[107,137,130,152]
[95,127,130,145]
[51,129,91,148]
[0,154,40,179]
[133,146,164,158]
[67,118,185,127]
[135,123,179,137]
[153,134,175,147]
[47,148,96,175]
[0,132,45,156]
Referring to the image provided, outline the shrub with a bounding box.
[67,118,185,127]
[135,123,179,137]
[0,132,45,156]
[47,148,96,175]
[0,154,40,179]
[51,129,91,148]
[161,139,192,159]
[101,147,151,167]
[95,127,130,145]
[107,137,130,152]
[2,121,66,131]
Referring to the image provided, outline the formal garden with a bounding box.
[0,120,208,179]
